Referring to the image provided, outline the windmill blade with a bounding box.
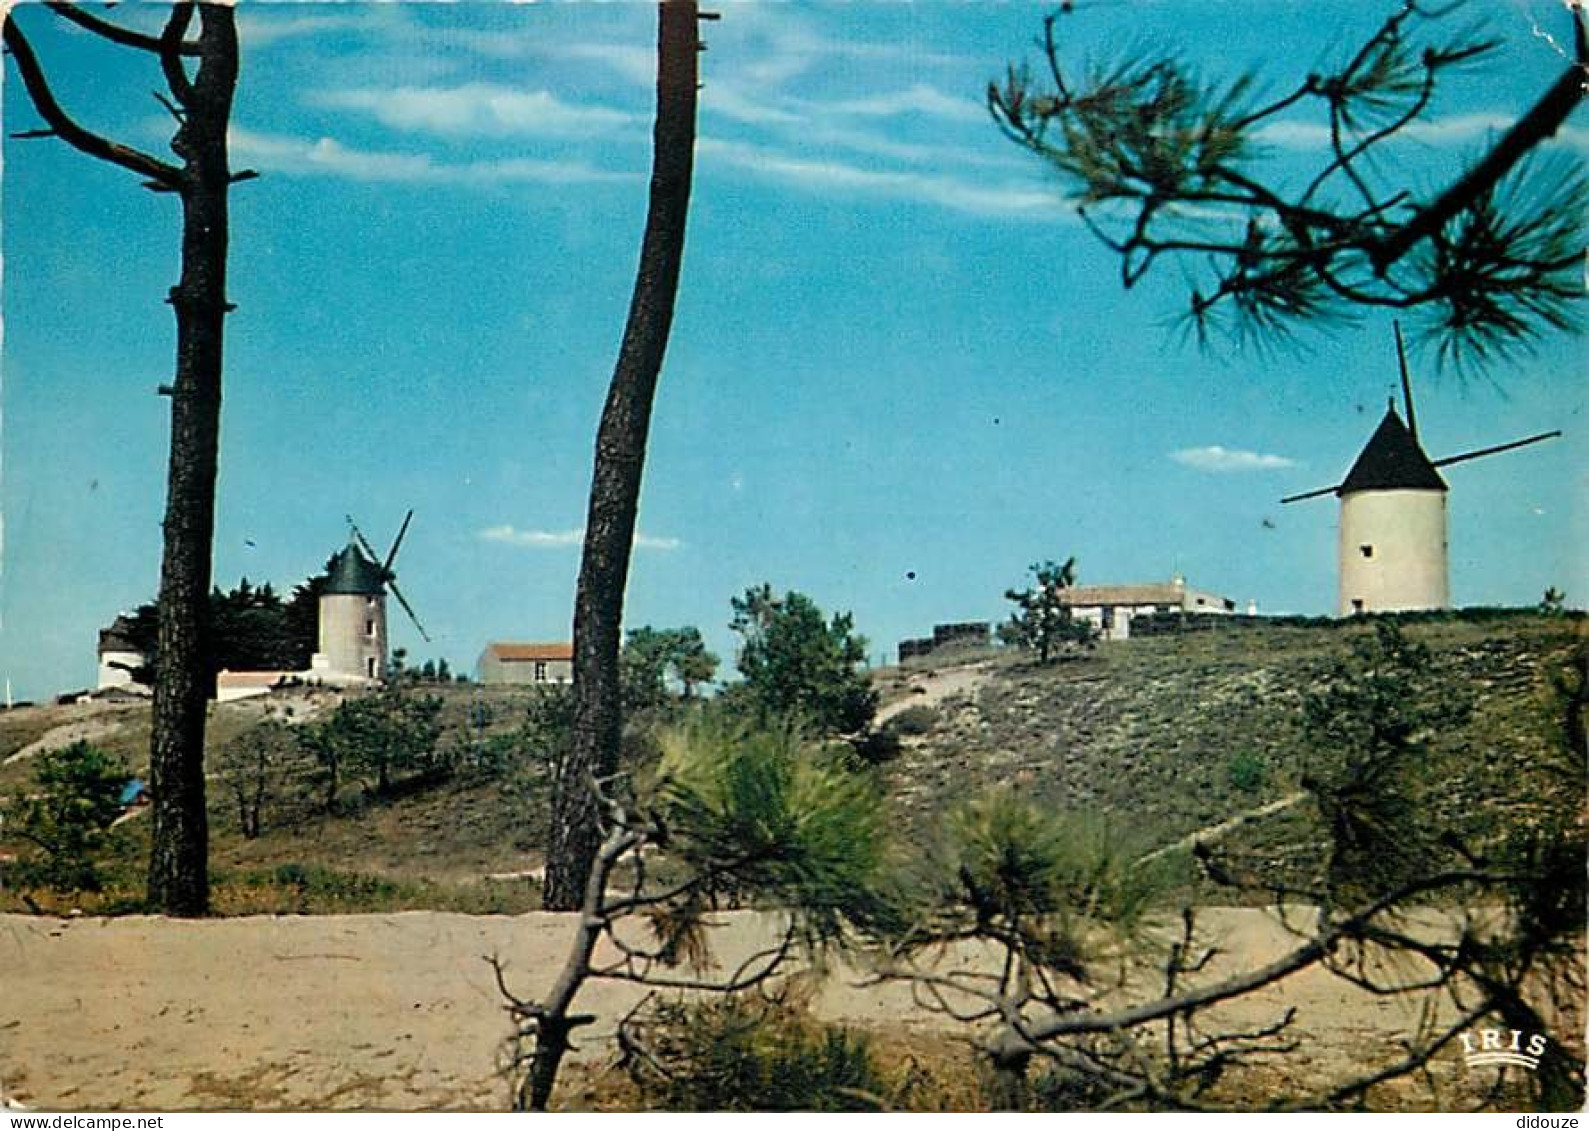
[384,509,414,574]
[345,515,383,566]
[1281,483,1340,504]
[1394,320,1418,440]
[387,577,431,643]
[1431,431,1562,469]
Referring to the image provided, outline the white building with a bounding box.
[96,615,149,692]
[477,642,574,685]
[1060,576,1236,641]
[94,538,407,702]
[216,670,293,702]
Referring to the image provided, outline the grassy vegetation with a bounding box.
[1,611,1578,916]
[884,613,1583,895]
[567,997,991,1113]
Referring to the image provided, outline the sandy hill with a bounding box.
[0,612,1580,911]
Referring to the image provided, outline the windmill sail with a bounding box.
[1431,431,1562,469]
[345,512,431,642]
[1394,321,1418,441]
[1280,483,1339,504]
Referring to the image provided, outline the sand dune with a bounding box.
[0,907,1562,1111]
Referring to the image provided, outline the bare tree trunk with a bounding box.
[146,4,240,917]
[543,0,701,910]
[3,2,241,918]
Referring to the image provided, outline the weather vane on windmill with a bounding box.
[1281,323,1562,617]
[308,510,430,684]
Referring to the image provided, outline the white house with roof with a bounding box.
[1060,575,1236,641]
[477,642,574,685]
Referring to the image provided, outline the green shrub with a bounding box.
[2,741,132,892]
[886,704,940,736]
[852,727,902,765]
[1225,750,1265,792]
[627,995,888,1111]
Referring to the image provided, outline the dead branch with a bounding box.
[2,13,182,188]
[43,2,202,55]
[987,869,1520,1063]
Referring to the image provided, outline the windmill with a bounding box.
[1281,324,1561,616]
[309,510,429,683]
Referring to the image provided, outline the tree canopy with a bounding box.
[1002,558,1096,663]
[621,625,720,710]
[2,741,132,891]
[729,584,878,735]
[118,572,325,683]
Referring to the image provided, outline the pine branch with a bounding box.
[1369,53,1587,273]
[989,868,1521,1061]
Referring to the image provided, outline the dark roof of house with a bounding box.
[1338,407,1447,495]
[97,614,143,655]
[323,542,387,595]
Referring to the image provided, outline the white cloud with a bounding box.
[236,12,379,48]
[1254,112,1589,152]
[560,41,660,87]
[704,87,806,128]
[228,127,636,186]
[480,526,584,548]
[1170,446,1298,472]
[821,84,983,123]
[697,137,1066,220]
[480,525,681,551]
[311,85,640,139]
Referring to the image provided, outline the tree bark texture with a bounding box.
[146,4,240,916]
[543,0,701,910]
[3,2,240,917]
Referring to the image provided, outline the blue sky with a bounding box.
[2,0,1584,700]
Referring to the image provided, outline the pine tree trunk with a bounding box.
[146,5,239,917]
[543,0,700,910]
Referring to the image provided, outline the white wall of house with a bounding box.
[1064,578,1236,642]
[96,650,146,690]
[477,654,573,685]
[1067,602,1175,642]
[216,679,277,703]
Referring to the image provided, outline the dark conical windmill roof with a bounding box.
[1337,406,1447,495]
[324,542,386,595]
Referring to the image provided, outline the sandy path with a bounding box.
[0,908,1558,1111]
[4,709,143,767]
[876,663,992,725]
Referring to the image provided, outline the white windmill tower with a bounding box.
[309,510,430,682]
[1281,326,1561,616]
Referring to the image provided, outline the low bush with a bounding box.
[886,704,940,736]
[625,995,889,1111]
[1,741,133,892]
[1225,750,1265,792]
